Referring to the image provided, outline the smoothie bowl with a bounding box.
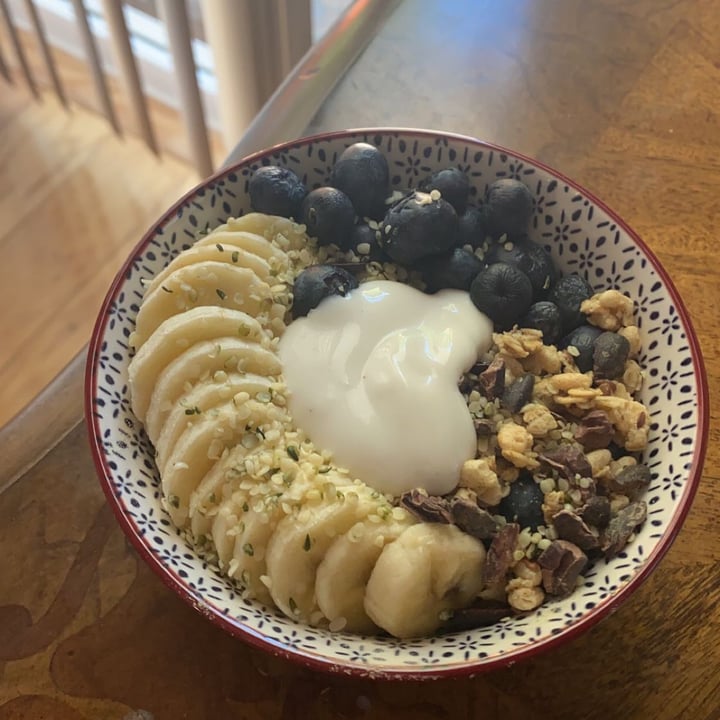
[86,128,708,678]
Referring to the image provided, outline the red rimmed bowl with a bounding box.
[85,128,708,679]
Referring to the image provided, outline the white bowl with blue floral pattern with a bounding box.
[85,129,708,679]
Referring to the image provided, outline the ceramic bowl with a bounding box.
[86,128,708,679]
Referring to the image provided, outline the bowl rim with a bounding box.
[85,126,709,680]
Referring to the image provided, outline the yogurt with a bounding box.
[278,280,494,496]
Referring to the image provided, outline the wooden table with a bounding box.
[2,1,719,717]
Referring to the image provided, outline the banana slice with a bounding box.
[144,337,281,444]
[161,401,253,526]
[153,372,274,470]
[133,262,275,349]
[129,307,268,421]
[210,488,251,569]
[364,523,486,639]
[265,488,380,623]
[227,499,281,605]
[315,515,413,634]
[157,395,281,479]
[226,473,316,605]
[225,213,306,246]
[145,244,273,297]
[193,229,288,264]
[188,443,251,539]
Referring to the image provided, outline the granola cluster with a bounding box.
[400,288,650,622]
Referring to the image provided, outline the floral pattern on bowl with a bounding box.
[86,129,708,679]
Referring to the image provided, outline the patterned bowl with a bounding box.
[85,128,708,679]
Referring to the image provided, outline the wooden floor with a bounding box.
[0,80,200,429]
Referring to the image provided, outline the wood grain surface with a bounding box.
[0,79,198,430]
[1,0,719,718]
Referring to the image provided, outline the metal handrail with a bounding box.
[224,0,402,167]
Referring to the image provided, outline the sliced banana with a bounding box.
[194,229,288,264]
[364,523,486,639]
[144,337,281,444]
[225,213,307,246]
[153,372,274,470]
[129,306,268,421]
[210,489,252,569]
[188,443,251,539]
[145,244,273,296]
[265,488,380,623]
[227,499,281,605]
[133,262,276,349]
[161,402,254,526]
[315,515,413,634]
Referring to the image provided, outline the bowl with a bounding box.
[85,128,708,679]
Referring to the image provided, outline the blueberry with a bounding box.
[348,222,387,260]
[486,237,557,300]
[421,247,484,293]
[419,167,471,214]
[484,178,534,239]
[498,474,545,530]
[593,331,630,380]
[548,274,594,333]
[560,324,603,373]
[457,204,490,250]
[520,301,562,344]
[469,262,533,330]
[291,265,358,318]
[249,165,307,219]
[301,187,355,247]
[379,191,458,265]
[330,143,390,220]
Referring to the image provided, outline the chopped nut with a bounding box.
[477,357,506,400]
[575,409,614,451]
[450,497,498,540]
[580,495,611,529]
[602,501,647,559]
[497,422,539,469]
[539,445,592,480]
[522,403,558,437]
[459,458,503,505]
[513,558,543,585]
[552,510,600,551]
[537,540,588,596]
[581,290,635,331]
[440,601,513,631]
[609,455,637,479]
[610,464,652,499]
[507,584,545,612]
[399,489,451,524]
[483,523,519,586]
[609,494,630,514]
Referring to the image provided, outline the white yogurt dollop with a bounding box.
[278,280,493,496]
